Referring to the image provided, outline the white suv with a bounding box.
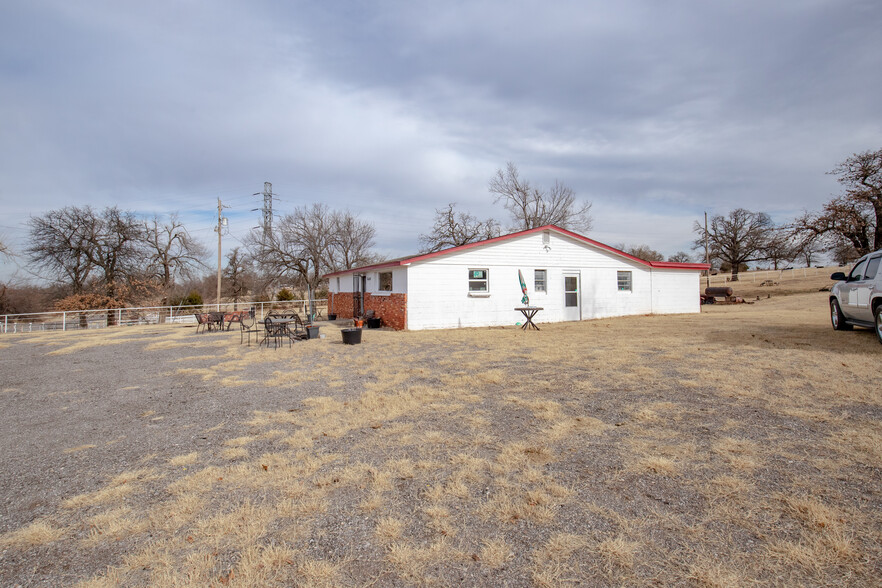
[830,249,882,344]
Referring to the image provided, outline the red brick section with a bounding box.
[329,292,407,330]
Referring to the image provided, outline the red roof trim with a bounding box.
[647,261,712,270]
[323,225,709,278]
[323,259,409,277]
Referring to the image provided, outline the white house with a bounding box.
[324,225,708,331]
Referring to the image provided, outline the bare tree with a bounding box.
[248,204,380,292]
[667,251,693,263]
[27,207,98,293]
[830,241,861,265]
[618,244,665,261]
[330,210,378,270]
[762,229,798,270]
[792,148,882,259]
[489,162,592,232]
[830,148,882,250]
[418,203,500,253]
[693,209,774,281]
[27,206,148,300]
[248,204,333,293]
[787,229,826,267]
[793,197,876,261]
[143,214,207,290]
[83,207,145,299]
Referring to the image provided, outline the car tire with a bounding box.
[830,299,852,331]
[875,305,882,345]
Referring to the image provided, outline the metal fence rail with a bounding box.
[0,299,328,335]
[705,265,840,286]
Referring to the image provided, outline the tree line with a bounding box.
[2,150,879,312]
[4,203,378,314]
[695,148,881,280]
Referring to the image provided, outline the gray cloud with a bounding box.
[1,0,880,281]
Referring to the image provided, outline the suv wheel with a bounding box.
[831,299,852,331]
[875,305,882,345]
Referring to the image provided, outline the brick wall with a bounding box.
[329,292,357,319]
[329,292,407,330]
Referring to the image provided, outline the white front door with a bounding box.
[563,272,581,322]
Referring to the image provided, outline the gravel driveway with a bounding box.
[1,299,880,586]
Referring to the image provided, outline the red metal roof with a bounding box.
[323,225,710,278]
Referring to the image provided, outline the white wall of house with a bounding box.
[328,268,407,295]
[650,269,702,315]
[328,229,702,330]
[405,231,700,330]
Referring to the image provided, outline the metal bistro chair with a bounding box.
[208,311,226,331]
[262,316,293,349]
[239,307,261,346]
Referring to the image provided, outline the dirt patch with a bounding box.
[1,293,880,586]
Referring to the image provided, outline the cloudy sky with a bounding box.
[1,0,880,282]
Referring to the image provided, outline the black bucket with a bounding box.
[366,317,382,329]
[341,328,362,345]
[306,325,320,339]
[327,313,337,321]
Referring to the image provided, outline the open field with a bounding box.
[1,291,880,586]
[705,265,841,299]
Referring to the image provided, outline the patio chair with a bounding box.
[208,311,225,331]
[193,312,205,335]
[262,316,293,349]
[194,313,210,334]
[239,307,261,346]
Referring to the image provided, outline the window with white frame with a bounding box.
[468,269,489,293]
[379,271,393,291]
[534,269,547,292]
[617,271,632,291]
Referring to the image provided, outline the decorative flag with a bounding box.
[518,269,530,306]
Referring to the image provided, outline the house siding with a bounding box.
[326,228,703,331]
[406,232,677,330]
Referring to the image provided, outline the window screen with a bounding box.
[534,269,547,292]
[468,269,489,292]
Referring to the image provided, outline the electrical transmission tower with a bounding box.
[254,182,275,243]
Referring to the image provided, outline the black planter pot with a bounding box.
[366,317,382,329]
[341,328,362,345]
[327,313,337,320]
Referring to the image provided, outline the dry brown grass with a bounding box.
[0,519,67,547]
[3,292,881,586]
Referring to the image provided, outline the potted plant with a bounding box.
[341,328,362,344]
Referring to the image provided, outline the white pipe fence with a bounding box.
[703,265,841,287]
[0,299,328,335]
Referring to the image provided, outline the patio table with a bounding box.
[261,317,301,348]
[514,306,543,331]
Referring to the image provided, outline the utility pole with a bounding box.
[215,198,228,310]
[704,211,710,290]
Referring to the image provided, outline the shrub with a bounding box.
[277,288,295,301]
[170,290,203,307]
